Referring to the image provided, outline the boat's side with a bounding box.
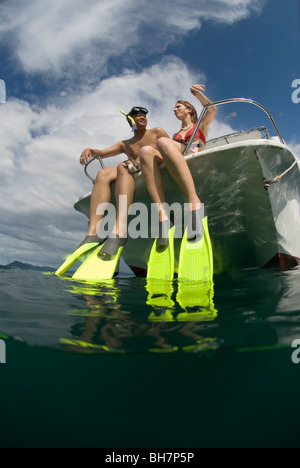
[255,142,300,267]
[74,139,300,275]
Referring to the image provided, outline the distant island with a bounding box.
[2,261,56,273]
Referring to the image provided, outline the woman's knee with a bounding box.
[157,138,182,160]
[156,137,172,153]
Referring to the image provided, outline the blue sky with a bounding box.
[182,0,299,140]
[0,0,299,267]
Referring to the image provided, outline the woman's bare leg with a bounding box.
[157,137,201,209]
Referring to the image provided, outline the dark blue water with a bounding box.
[0,266,300,447]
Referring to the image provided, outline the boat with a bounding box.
[74,98,300,276]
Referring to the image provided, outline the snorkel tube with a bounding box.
[120,110,137,133]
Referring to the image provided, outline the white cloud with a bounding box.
[0,58,235,267]
[0,0,265,80]
[288,141,300,161]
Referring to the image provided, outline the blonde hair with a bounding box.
[177,100,198,123]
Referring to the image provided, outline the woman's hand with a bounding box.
[191,84,217,127]
[190,84,206,97]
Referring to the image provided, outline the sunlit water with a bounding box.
[1,266,300,447]
[0,266,299,354]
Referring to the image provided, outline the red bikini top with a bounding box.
[175,123,206,145]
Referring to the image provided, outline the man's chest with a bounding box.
[125,136,157,159]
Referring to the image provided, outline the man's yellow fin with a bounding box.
[55,242,99,276]
[72,246,124,282]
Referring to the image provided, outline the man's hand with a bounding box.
[80,148,94,166]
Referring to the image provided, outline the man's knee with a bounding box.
[117,162,129,176]
[96,167,116,183]
[139,145,163,169]
[139,146,154,165]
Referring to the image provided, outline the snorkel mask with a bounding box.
[120,110,136,132]
[120,107,149,133]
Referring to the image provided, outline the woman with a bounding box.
[139,84,216,248]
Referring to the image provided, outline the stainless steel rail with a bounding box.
[84,156,105,183]
[184,98,285,155]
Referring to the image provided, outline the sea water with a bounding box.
[0,265,300,448]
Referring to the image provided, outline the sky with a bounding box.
[0,0,299,267]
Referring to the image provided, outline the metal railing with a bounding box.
[206,127,270,146]
[184,98,285,155]
[84,156,105,183]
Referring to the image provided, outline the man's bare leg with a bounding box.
[77,167,118,248]
[100,163,136,257]
[88,167,118,236]
[113,163,136,237]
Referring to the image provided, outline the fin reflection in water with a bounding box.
[61,279,127,353]
[146,279,219,354]
[177,280,218,322]
[59,277,219,355]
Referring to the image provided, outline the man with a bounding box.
[79,107,169,258]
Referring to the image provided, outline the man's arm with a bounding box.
[80,141,125,165]
[154,127,170,140]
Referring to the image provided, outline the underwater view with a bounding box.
[0,0,299,451]
[1,265,300,448]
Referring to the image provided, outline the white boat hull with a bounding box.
[75,139,300,276]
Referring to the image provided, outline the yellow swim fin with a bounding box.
[72,245,124,282]
[55,242,100,276]
[178,215,213,282]
[147,226,175,281]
